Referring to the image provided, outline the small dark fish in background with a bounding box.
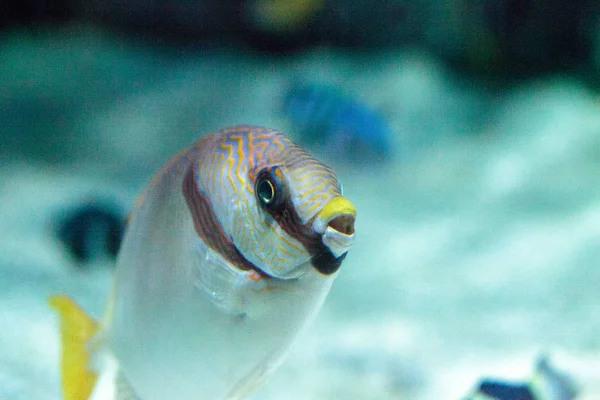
[282,83,393,162]
[472,380,535,400]
[465,356,577,400]
[56,200,125,265]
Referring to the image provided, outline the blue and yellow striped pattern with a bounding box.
[187,125,343,278]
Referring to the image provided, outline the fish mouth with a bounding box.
[322,214,355,258]
[313,196,356,260]
[256,196,356,279]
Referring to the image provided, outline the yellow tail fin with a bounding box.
[49,295,99,400]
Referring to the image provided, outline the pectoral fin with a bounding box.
[49,295,99,400]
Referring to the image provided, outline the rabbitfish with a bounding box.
[50,125,356,400]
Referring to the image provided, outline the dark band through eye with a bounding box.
[255,167,287,210]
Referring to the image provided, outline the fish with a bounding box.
[282,83,392,162]
[251,0,324,32]
[49,125,357,400]
[465,355,577,400]
[56,200,125,265]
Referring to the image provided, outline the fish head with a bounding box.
[189,126,356,280]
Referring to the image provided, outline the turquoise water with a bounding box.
[1,26,599,399]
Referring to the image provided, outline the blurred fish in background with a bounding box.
[55,200,125,266]
[465,356,577,400]
[282,82,393,163]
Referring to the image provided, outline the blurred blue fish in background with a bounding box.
[282,83,393,162]
[465,356,578,400]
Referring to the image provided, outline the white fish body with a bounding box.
[52,126,356,400]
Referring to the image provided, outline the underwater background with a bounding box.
[1,1,600,399]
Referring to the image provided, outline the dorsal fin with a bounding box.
[49,295,99,400]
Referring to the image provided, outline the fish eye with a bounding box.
[255,167,286,210]
[257,179,275,204]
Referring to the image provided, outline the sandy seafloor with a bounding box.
[1,27,600,399]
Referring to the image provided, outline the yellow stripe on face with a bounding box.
[219,140,239,195]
